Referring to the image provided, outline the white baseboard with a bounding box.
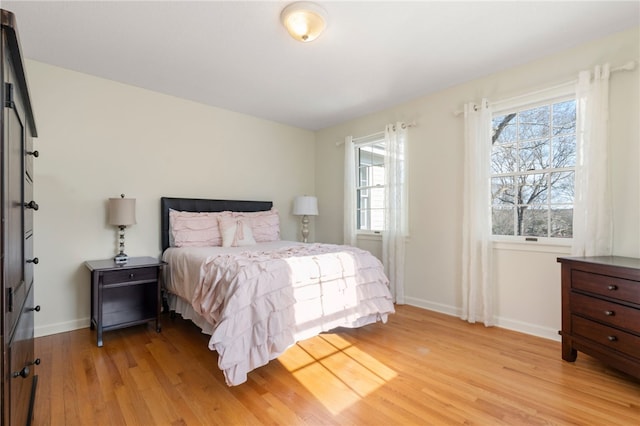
[403,296,460,317]
[35,317,90,338]
[402,297,560,342]
[494,316,561,341]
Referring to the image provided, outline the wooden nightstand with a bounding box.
[85,256,165,347]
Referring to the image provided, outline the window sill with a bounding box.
[492,239,571,254]
[357,232,382,241]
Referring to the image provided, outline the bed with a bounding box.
[160,197,395,386]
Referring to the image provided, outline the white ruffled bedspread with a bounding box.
[164,242,394,386]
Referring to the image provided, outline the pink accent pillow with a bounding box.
[219,217,256,247]
[170,210,231,247]
[233,208,280,242]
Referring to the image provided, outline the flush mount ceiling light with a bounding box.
[280,1,327,43]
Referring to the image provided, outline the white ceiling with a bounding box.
[3,1,639,131]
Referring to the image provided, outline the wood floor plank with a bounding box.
[31,305,639,425]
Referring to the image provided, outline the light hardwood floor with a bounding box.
[32,305,639,425]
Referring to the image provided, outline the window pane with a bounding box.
[521,206,548,237]
[491,144,516,174]
[369,187,384,209]
[519,173,548,205]
[357,188,369,211]
[553,100,576,136]
[492,176,515,205]
[550,207,573,238]
[492,206,514,235]
[370,142,385,167]
[518,106,550,141]
[552,135,576,168]
[370,209,384,231]
[492,114,517,144]
[359,166,369,187]
[370,165,384,186]
[549,171,574,204]
[519,139,550,172]
[359,146,372,166]
[357,208,368,230]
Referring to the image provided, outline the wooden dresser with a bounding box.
[2,9,40,425]
[557,256,640,380]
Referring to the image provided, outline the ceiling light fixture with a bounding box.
[281,1,327,43]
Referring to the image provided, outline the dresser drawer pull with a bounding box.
[24,200,39,210]
[607,335,618,342]
[26,150,39,157]
[27,257,39,264]
[12,366,29,379]
[129,273,135,279]
[13,357,41,379]
[607,284,618,291]
[30,305,41,312]
[603,310,615,316]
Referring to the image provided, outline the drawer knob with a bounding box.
[27,257,39,264]
[607,335,618,342]
[26,150,39,158]
[24,200,39,210]
[30,305,41,312]
[604,310,615,316]
[13,366,29,379]
[607,284,618,291]
[129,273,135,279]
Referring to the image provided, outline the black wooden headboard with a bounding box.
[160,197,273,252]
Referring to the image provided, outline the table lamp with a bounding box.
[293,195,318,243]
[108,194,136,264]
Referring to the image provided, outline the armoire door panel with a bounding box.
[8,284,36,426]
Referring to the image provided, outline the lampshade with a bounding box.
[108,195,136,226]
[280,2,327,43]
[293,195,318,216]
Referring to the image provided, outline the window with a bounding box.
[491,96,576,240]
[356,139,386,232]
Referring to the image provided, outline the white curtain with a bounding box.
[461,100,494,326]
[383,123,408,304]
[343,136,357,246]
[572,64,612,256]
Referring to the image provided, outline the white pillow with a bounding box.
[169,209,231,247]
[219,217,256,247]
[232,208,280,242]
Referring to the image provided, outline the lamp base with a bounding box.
[301,215,310,243]
[114,253,129,265]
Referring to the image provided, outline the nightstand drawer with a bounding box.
[102,267,158,285]
[572,269,639,304]
[572,315,640,357]
[571,292,640,333]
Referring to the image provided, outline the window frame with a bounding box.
[490,85,577,246]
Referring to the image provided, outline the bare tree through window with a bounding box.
[491,99,576,238]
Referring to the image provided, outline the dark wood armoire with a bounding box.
[1,9,40,426]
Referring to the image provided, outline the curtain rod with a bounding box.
[452,59,638,117]
[335,121,416,146]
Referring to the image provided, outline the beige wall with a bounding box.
[314,27,640,340]
[29,61,316,336]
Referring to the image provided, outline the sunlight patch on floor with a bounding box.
[278,334,398,415]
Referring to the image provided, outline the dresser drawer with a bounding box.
[570,292,640,333]
[102,267,158,286]
[572,270,639,304]
[572,315,640,358]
